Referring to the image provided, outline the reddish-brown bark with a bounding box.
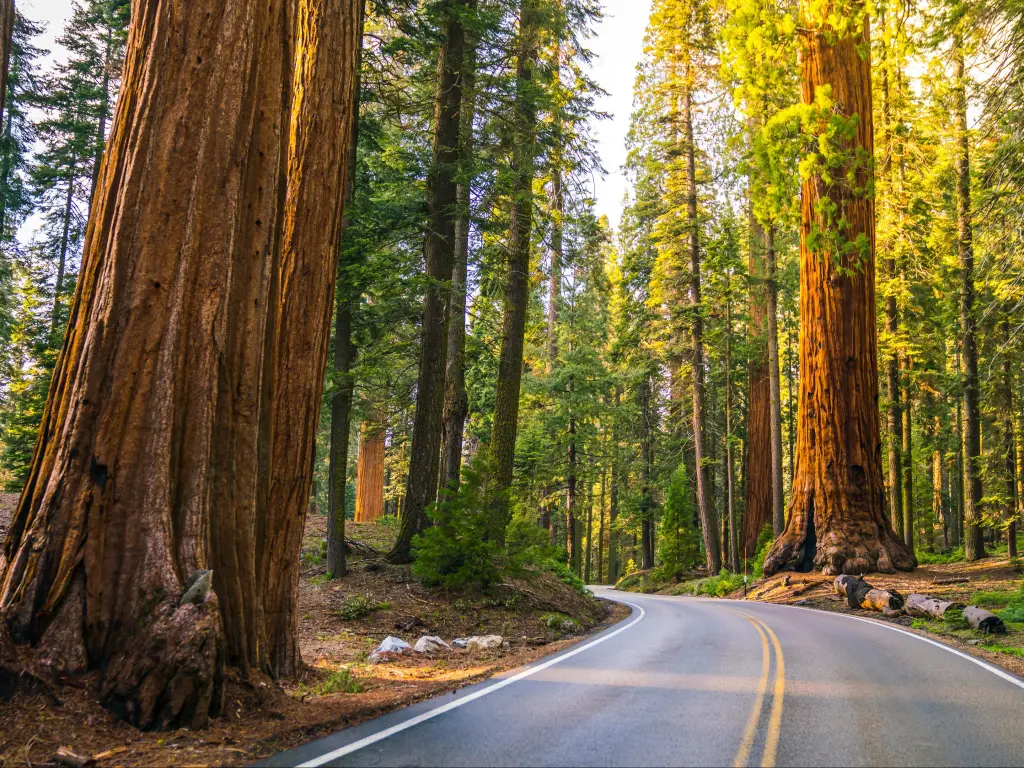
[743,214,771,559]
[355,418,385,523]
[763,10,913,577]
[0,0,361,727]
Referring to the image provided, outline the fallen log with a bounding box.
[905,594,964,620]
[834,576,904,614]
[964,606,1006,634]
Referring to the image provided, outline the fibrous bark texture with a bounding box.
[743,213,771,559]
[391,0,469,562]
[0,0,360,728]
[488,0,539,544]
[355,418,385,523]
[763,10,914,577]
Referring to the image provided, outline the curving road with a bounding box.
[263,587,1024,767]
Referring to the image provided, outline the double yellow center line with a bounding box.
[728,610,786,768]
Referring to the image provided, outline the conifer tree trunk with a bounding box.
[327,0,367,579]
[743,212,771,558]
[489,0,539,544]
[640,373,655,571]
[0,0,361,725]
[933,420,947,550]
[764,7,913,576]
[726,291,739,572]
[584,481,593,583]
[954,37,984,561]
[567,408,578,572]
[51,158,77,332]
[683,71,720,575]
[901,359,914,551]
[440,23,477,494]
[1003,323,1017,559]
[390,0,469,562]
[598,470,605,583]
[0,0,13,126]
[609,389,620,583]
[765,226,785,536]
[547,168,562,369]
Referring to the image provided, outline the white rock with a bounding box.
[413,635,451,654]
[465,635,504,652]
[452,638,469,648]
[370,635,412,661]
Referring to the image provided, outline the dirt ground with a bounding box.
[0,512,622,767]
[738,556,1024,678]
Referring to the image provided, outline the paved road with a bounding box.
[264,588,1024,767]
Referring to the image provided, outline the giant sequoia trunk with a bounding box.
[743,214,772,559]
[326,0,367,580]
[0,0,360,727]
[763,8,914,577]
[488,0,540,544]
[391,0,469,562]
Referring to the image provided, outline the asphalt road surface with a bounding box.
[264,587,1024,767]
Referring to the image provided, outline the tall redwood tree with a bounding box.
[0,0,361,728]
[764,3,913,576]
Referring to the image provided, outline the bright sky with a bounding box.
[23,0,651,231]
[588,0,652,230]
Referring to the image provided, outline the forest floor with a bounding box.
[0,502,621,768]
[738,554,1024,679]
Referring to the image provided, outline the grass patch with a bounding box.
[316,668,363,695]
[981,644,1024,659]
[671,570,745,598]
[615,571,659,593]
[915,547,965,565]
[970,590,1013,609]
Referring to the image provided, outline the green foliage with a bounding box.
[970,590,1013,609]
[751,525,774,579]
[543,612,580,633]
[658,466,700,578]
[915,548,965,565]
[336,593,384,620]
[412,456,502,590]
[996,587,1024,623]
[673,570,745,598]
[316,668,363,695]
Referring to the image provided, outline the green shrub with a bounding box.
[412,455,502,590]
[543,612,580,633]
[752,525,774,579]
[316,668,363,695]
[997,587,1024,623]
[658,466,701,578]
[336,593,383,620]
[675,570,745,597]
[916,547,965,565]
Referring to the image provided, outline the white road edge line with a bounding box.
[295,600,647,768]
[753,600,1024,693]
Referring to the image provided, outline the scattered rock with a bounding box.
[452,638,469,649]
[413,636,451,654]
[369,636,411,662]
[967,639,983,646]
[794,599,811,606]
[465,635,504,652]
[545,614,580,634]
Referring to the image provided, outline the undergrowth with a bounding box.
[671,570,745,597]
